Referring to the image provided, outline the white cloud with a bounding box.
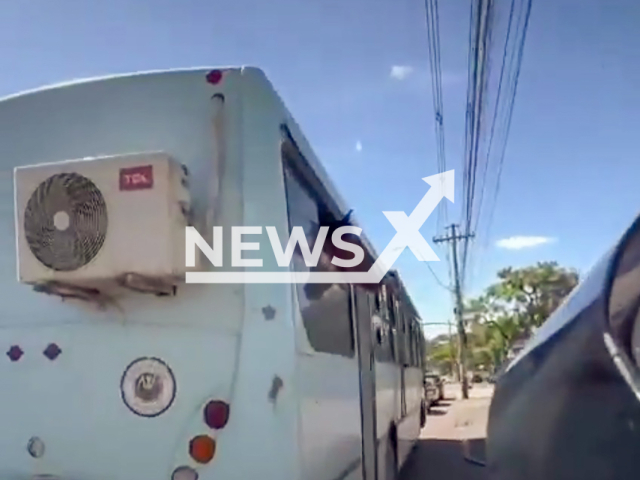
[496,236,556,250]
[355,141,363,152]
[390,65,414,80]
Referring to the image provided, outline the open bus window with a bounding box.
[371,287,395,363]
[400,307,412,367]
[410,322,421,367]
[283,164,355,358]
[374,291,381,312]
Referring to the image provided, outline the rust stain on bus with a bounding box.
[268,375,284,404]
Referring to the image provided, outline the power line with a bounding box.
[426,262,454,293]
[481,0,534,255]
[424,0,449,232]
[464,0,515,291]
[473,0,517,236]
[459,0,533,292]
[460,0,493,290]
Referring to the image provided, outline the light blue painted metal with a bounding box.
[0,65,424,480]
[0,67,256,480]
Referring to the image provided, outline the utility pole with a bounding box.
[448,318,456,382]
[434,224,475,399]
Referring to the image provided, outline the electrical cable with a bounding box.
[424,0,449,231]
[481,0,533,256]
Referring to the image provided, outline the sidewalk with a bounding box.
[424,383,492,440]
[400,383,493,479]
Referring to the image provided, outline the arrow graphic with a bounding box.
[367,170,455,283]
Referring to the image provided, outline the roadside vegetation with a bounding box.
[426,261,579,376]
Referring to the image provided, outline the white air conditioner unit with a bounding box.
[14,152,193,296]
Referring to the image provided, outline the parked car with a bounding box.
[424,376,438,411]
[424,373,445,403]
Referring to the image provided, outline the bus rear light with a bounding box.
[189,435,216,464]
[206,70,223,85]
[171,466,198,480]
[203,400,230,429]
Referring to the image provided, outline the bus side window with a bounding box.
[403,308,411,366]
[370,289,390,363]
[411,323,418,367]
[405,318,412,367]
[386,288,396,327]
[282,162,354,358]
[409,322,416,367]
[393,295,408,366]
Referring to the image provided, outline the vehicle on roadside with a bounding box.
[424,376,438,411]
[0,66,428,480]
[487,212,640,480]
[425,372,445,403]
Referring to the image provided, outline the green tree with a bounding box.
[456,261,578,374]
[485,261,579,334]
[425,262,579,375]
[425,339,456,376]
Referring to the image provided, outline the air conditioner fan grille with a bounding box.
[24,172,108,271]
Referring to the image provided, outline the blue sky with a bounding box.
[1,0,639,337]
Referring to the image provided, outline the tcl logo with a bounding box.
[120,165,154,191]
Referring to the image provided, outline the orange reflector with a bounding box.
[189,435,216,464]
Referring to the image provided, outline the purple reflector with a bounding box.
[7,345,23,362]
[43,343,61,360]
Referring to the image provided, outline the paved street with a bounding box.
[400,383,493,479]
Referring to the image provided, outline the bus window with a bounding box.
[282,163,355,358]
[370,289,394,363]
[411,323,419,367]
[386,288,397,327]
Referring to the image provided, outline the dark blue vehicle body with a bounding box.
[487,215,640,480]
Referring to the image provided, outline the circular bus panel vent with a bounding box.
[24,172,108,271]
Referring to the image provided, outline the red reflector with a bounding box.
[203,400,230,429]
[206,70,223,85]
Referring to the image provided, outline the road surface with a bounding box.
[400,383,493,479]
